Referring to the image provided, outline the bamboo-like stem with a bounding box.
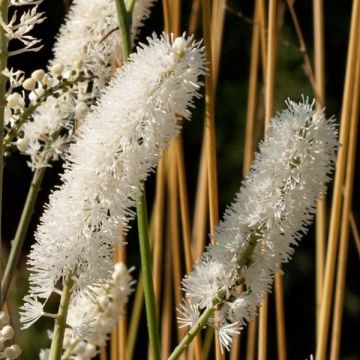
[192,141,208,260]
[243,0,261,175]
[0,0,8,293]
[329,39,360,360]
[137,192,161,360]
[274,272,287,360]
[111,331,118,360]
[125,276,144,360]
[201,0,221,357]
[259,0,267,78]
[350,212,360,256]
[258,1,277,359]
[211,0,226,89]
[246,318,257,360]
[152,157,166,310]
[230,334,241,360]
[313,0,327,341]
[1,167,46,305]
[201,0,219,239]
[162,0,172,34]
[49,275,74,360]
[175,136,193,271]
[188,0,201,35]
[316,1,360,359]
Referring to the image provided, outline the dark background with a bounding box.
[2,0,359,359]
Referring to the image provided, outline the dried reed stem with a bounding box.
[350,212,360,256]
[259,1,279,358]
[313,0,327,339]
[246,318,258,360]
[189,0,201,35]
[316,1,360,358]
[329,37,360,360]
[117,246,127,360]
[100,346,107,360]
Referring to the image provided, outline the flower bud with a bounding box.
[31,69,45,82]
[51,63,64,76]
[1,325,14,340]
[22,78,36,91]
[173,37,187,57]
[6,93,25,109]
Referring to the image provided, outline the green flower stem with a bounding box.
[168,234,260,360]
[114,0,132,61]
[49,274,74,360]
[0,0,8,300]
[137,192,161,360]
[1,166,46,305]
[126,0,137,14]
[168,306,216,360]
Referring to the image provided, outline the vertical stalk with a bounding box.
[137,192,161,360]
[1,167,46,305]
[114,0,131,61]
[0,0,9,299]
[329,37,360,360]
[313,0,326,341]
[316,1,360,358]
[49,275,74,360]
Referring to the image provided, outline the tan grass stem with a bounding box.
[329,38,360,360]
[350,212,360,256]
[313,0,327,339]
[188,0,201,35]
[117,246,127,360]
[246,319,257,360]
[315,1,360,359]
[259,1,278,359]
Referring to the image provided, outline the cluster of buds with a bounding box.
[39,263,133,360]
[3,61,92,162]
[0,311,21,360]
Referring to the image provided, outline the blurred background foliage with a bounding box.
[2,0,359,358]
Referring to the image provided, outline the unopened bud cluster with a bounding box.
[0,312,21,360]
[3,62,90,164]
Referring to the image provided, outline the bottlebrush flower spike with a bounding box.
[21,34,206,327]
[180,98,338,352]
[20,0,157,168]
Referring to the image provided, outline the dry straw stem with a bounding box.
[258,1,281,359]
[312,0,327,336]
[329,37,360,360]
[188,0,201,35]
[350,212,360,256]
[246,318,258,360]
[316,0,360,359]
[117,246,127,360]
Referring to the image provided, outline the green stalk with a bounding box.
[137,192,161,360]
[114,0,132,60]
[49,275,74,360]
[114,2,161,359]
[1,167,46,305]
[0,0,8,299]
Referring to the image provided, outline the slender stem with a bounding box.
[126,0,137,14]
[114,0,132,61]
[137,192,161,360]
[1,167,46,305]
[49,275,74,360]
[168,306,215,360]
[0,0,9,300]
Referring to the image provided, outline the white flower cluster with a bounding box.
[3,63,92,167]
[0,0,45,56]
[20,0,156,168]
[38,263,133,360]
[20,34,206,328]
[0,311,22,359]
[180,99,338,351]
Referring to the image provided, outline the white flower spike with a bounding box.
[21,34,206,327]
[181,98,338,352]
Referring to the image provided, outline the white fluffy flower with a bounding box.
[21,34,205,325]
[40,263,133,359]
[181,98,338,351]
[21,0,156,168]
